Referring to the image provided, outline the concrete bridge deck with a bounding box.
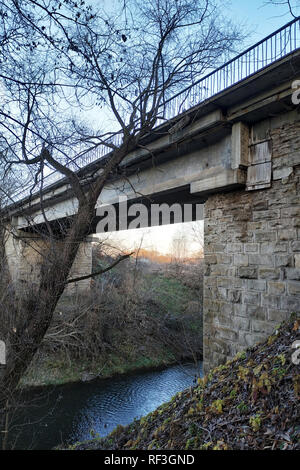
[5,48,300,231]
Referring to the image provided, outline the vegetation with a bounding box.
[21,254,203,388]
[68,318,300,451]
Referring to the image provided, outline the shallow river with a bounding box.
[9,361,203,450]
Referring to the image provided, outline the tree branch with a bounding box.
[66,251,134,284]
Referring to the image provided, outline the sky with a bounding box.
[94,0,300,256]
[228,0,299,42]
[94,221,204,257]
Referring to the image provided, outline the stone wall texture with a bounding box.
[203,118,300,372]
[5,231,92,295]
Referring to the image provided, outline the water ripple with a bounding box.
[11,361,202,449]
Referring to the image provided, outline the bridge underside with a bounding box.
[19,185,206,238]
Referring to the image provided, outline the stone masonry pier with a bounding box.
[203,116,300,371]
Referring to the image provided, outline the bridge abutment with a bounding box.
[203,119,300,372]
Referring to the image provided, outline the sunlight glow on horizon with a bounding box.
[92,220,204,257]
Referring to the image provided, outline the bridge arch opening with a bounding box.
[91,215,205,368]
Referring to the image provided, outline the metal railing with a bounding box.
[11,17,300,204]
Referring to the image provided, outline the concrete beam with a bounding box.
[190,169,247,196]
[231,122,250,170]
[227,82,293,122]
[121,109,225,167]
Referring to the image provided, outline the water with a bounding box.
[8,361,203,450]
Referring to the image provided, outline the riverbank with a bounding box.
[20,348,201,389]
[20,268,203,389]
[70,317,300,451]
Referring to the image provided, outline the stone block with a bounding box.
[235,317,251,332]
[205,254,217,265]
[277,229,298,241]
[281,206,300,218]
[234,254,248,266]
[244,333,266,348]
[285,268,300,280]
[249,254,273,266]
[268,281,286,295]
[251,320,275,336]
[243,292,261,305]
[281,296,300,310]
[205,243,226,253]
[215,327,237,342]
[253,209,280,221]
[274,255,293,267]
[238,266,258,279]
[234,303,248,318]
[291,241,300,252]
[245,243,259,253]
[227,289,242,303]
[227,243,243,253]
[261,242,287,254]
[255,232,277,242]
[258,268,280,280]
[261,294,281,309]
[216,254,232,264]
[287,281,300,295]
[248,279,267,291]
[268,309,289,323]
[273,166,293,180]
[247,305,266,320]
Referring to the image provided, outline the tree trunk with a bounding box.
[0,199,95,407]
[0,138,137,443]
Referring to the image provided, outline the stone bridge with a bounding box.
[3,20,300,371]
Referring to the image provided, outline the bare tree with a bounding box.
[0,0,242,432]
[190,220,204,257]
[265,0,300,17]
[171,230,188,272]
